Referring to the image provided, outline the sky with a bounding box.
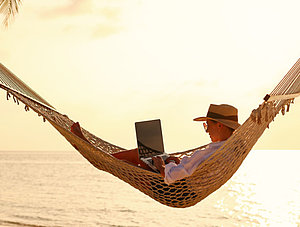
[0,0,299,152]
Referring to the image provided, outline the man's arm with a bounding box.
[152,156,165,177]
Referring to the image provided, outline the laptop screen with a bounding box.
[135,119,165,159]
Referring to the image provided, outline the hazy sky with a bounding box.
[0,0,299,152]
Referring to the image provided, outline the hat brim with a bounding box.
[193,116,241,130]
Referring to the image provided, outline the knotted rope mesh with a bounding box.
[0,59,299,208]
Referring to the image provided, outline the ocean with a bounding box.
[0,150,299,227]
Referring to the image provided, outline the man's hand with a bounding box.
[165,156,180,164]
[152,156,165,177]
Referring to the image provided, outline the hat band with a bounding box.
[207,112,238,122]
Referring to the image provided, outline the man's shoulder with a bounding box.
[208,141,226,149]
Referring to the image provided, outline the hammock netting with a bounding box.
[0,59,299,208]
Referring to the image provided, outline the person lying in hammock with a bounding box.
[71,104,240,184]
[152,104,240,184]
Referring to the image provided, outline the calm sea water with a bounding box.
[0,150,299,227]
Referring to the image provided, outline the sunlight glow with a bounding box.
[0,0,299,151]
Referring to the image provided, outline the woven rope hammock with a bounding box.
[0,59,299,208]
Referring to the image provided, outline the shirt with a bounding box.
[164,141,225,185]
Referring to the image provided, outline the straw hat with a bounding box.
[193,104,241,130]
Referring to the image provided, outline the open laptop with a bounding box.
[135,119,170,171]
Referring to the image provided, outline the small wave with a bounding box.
[94,221,139,227]
[0,219,52,227]
[117,209,136,213]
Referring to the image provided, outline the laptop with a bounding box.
[135,119,170,171]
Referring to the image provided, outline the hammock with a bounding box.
[0,59,299,208]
